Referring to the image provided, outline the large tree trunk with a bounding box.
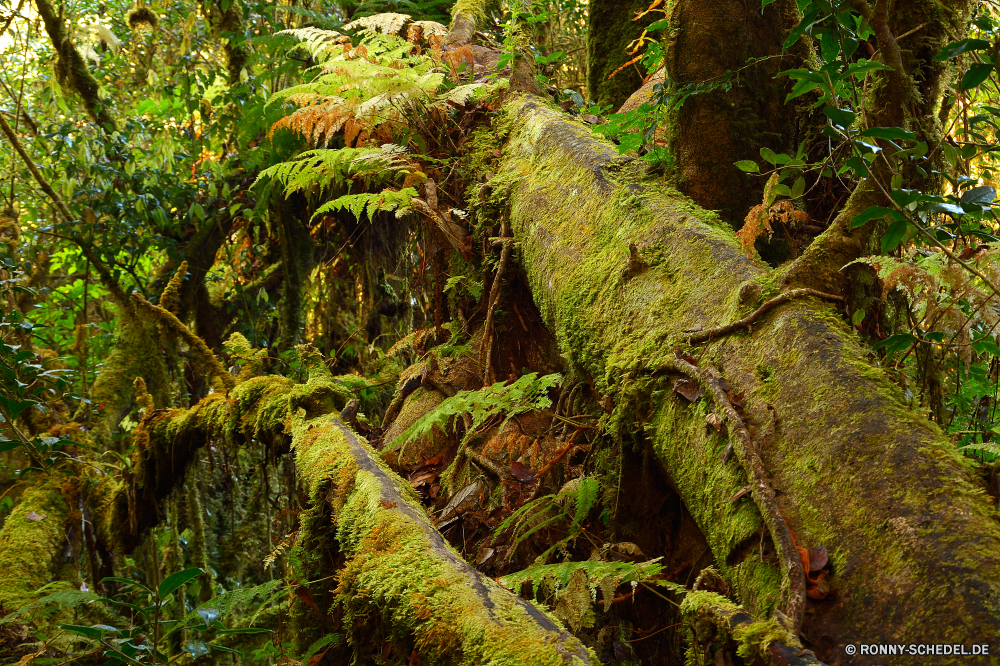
[481,95,1000,664]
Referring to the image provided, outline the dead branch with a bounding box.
[685,289,845,344]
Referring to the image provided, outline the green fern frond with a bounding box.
[254,146,410,196]
[278,27,345,62]
[312,187,419,222]
[500,558,682,603]
[960,441,1000,458]
[344,12,412,35]
[391,373,563,449]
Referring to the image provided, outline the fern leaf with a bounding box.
[960,441,1000,458]
[391,373,563,449]
[278,27,345,62]
[312,187,419,222]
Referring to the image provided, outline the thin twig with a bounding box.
[666,357,807,633]
[686,289,845,344]
[481,228,513,385]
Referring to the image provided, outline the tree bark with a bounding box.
[586,0,650,110]
[659,0,800,224]
[483,95,1000,664]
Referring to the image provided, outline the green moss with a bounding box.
[288,412,595,664]
[0,480,70,610]
[587,0,651,109]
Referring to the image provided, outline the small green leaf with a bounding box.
[734,160,760,173]
[880,219,910,253]
[760,147,778,165]
[851,309,866,327]
[791,177,806,198]
[157,568,203,599]
[872,333,916,354]
[850,206,894,228]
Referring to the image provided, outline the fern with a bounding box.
[312,187,419,222]
[191,578,284,627]
[960,441,1000,459]
[500,558,679,603]
[344,12,412,35]
[391,373,563,449]
[494,475,598,562]
[278,27,347,61]
[253,146,411,196]
[0,586,99,625]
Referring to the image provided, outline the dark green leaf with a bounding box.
[157,568,203,599]
[823,106,856,127]
[872,333,916,354]
[860,127,916,141]
[962,63,995,90]
[919,202,966,216]
[60,624,103,639]
[881,219,910,253]
[850,206,894,229]
[961,186,996,205]
[935,39,991,61]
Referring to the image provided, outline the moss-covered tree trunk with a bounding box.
[482,96,1000,664]
[659,0,799,224]
[586,0,652,110]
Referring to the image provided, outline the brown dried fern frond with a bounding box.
[442,45,475,83]
[270,98,359,145]
[737,173,779,258]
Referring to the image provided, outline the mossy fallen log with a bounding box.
[0,479,70,610]
[93,359,594,664]
[483,95,1000,663]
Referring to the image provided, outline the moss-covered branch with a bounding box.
[33,0,116,130]
[96,361,595,663]
[481,95,1000,662]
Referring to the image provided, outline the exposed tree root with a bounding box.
[680,591,825,666]
[684,289,845,345]
[666,358,806,633]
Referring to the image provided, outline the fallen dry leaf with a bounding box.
[706,412,723,430]
[509,461,535,482]
[673,378,703,402]
[379,500,398,509]
[25,511,46,521]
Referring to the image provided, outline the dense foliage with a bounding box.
[3,0,1000,664]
